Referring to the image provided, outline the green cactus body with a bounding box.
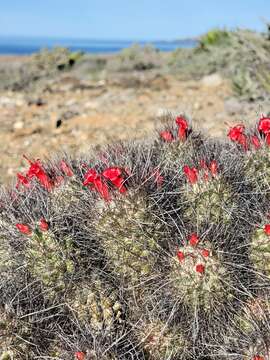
[250,227,270,278]
[184,176,233,224]
[138,320,187,360]
[52,179,80,213]
[170,241,229,311]
[68,278,123,334]
[25,230,74,295]
[96,193,162,282]
[245,147,270,192]
[0,309,33,360]
[159,141,188,166]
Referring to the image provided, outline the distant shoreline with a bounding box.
[0,36,197,56]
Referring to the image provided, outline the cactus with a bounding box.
[96,191,164,283]
[0,114,270,359]
[169,234,231,311]
[250,224,270,278]
[182,160,235,224]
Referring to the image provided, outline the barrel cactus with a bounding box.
[169,234,231,311]
[0,114,270,359]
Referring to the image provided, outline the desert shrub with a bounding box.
[107,43,162,72]
[199,29,231,49]
[168,29,270,101]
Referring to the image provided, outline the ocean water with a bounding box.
[0,36,197,55]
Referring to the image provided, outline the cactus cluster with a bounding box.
[0,113,270,359]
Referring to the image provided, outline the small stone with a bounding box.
[13,121,24,130]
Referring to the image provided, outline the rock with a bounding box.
[193,102,202,110]
[201,73,223,87]
[13,121,24,130]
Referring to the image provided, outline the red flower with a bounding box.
[83,168,111,201]
[264,224,270,236]
[228,125,245,141]
[258,116,270,134]
[60,160,73,177]
[175,116,188,140]
[201,249,210,258]
[189,233,200,247]
[250,135,261,150]
[227,125,248,151]
[102,167,127,193]
[160,130,174,142]
[209,160,218,177]
[16,173,30,189]
[177,250,185,262]
[75,352,86,360]
[39,218,49,232]
[16,223,32,235]
[183,165,198,184]
[24,156,53,191]
[195,263,205,274]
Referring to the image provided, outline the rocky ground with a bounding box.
[0,30,269,186]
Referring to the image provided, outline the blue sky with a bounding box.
[0,0,269,40]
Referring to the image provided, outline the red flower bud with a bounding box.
[201,249,210,258]
[227,125,248,151]
[250,135,261,150]
[39,218,49,232]
[177,250,185,262]
[183,165,198,184]
[195,263,205,274]
[75,352,86,360]
[60,160,73,177]
[253,356,265,360]
[228,125,245,141]
[209,160,218,177]
[16,223,32,235]
[83,168,111,201]
[160,131,174,142]
[175,116,188,140]
[16,173,30,189]
[264,224,270,236]
[24,156,53,191]
[258,116,270,134]
[266,133,270,146]
[189,233,200,247]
